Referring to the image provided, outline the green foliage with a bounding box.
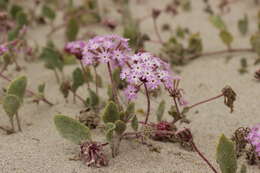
[250,32,260,56]
[115,120,126,135]
[131,115,138,131]
[216,134,237,173]
[85,66,93,82]
[209,15,226,30]
[10,4,23,18]
[7,76,27,103]
[3,94,20,119]
[16,11,28,26]
[72,67,84,92]
[66,18,79,41]
[105,122,116,142]
[0,0,8,9]
[102,101,120,123]
[238,14,248,35]
[40,46,63,71]
[38,83,45,94]
[54,115,91,144]
[219,30,233,48]
[86,89,99,109]
[156,100,165,122]
[42,5,56,20]
[123,22,143,50]
[125,102,135,121]
[188,33,203,54]
[8,26,21,41]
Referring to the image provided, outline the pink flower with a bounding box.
[124,85,139,101]
[247,124,260,156]
[65,41,86,59]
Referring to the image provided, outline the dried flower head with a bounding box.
[221,86,236,113]
[255,69,260,80]
[247,124,260,157]
[80,141,108,167]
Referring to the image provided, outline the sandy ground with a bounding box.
[0,0,260,172]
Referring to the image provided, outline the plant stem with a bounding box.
[0,72,54,106]
[80,61,90,89]
[144,83,151,124]
[188,93,224,109]
[191,141,218,173]
[15,113,22,132]
[152,18,163,44]
[107,62,121,109]
[69,88,85,105]
[186,48,253,61]
[53,69,60,84]
[93,66,98,95]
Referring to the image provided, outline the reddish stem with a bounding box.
[152,18,163,44]
[144,83,151,124]
[188,93,224,109]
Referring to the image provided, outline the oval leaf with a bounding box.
[7,76,27,102]
[102,101,119,123]
[131,115,138,131]
[3,94,20,118]
[54,115,91,144]
[156,100,166,122]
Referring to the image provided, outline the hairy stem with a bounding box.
[188,93,224,109]
[80,61,90,89]
[144,83,151,124]
[93,66,98,95]
[191,141,218,173]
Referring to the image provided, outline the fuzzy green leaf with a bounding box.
[42,5,56,20]
[216,134,237,173]
[238,15,248,35]
[16,11,28,26]
[115,120,126,135]
[87,88,99,108]
[54,115,91,144]
[72,67,84,92]
[66,18,79,41]
[10,4,23,18]
[219,30,233,48]
[3,94,20,118]
[7,76,27,102]
[102,101,120,123]
[209,15,226,30]
[40,47,63,71]
[8,26,20,41]
[125,102,135,117]
[105,122,115,142]
[131,115,138,131]
[156,100,166,122]
[38,83,45,94]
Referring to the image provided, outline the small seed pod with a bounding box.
[221,86,236,113]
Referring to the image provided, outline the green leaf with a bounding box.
[102,101,120,123]
[10,4,23,18]
[115,120,126,135]
[66,18,79,41]
[40,47,63,71]
[72,67,84,92]
[41,5,56,20]
[16,11,28,26]
[107,85,114,101]
[216,134,237,173]
[125,102,135,120]
[87,88,99,108]
[105,122,115,142]
[3,94,20,119]
[38,83,45,94]
[209,15,226,30]
[8,26,20,41]
[188,33,203,54]
[238,14,248,35]
[123,22,141,50]
[131,115,138,131]
[7,76,27,103]
[250,32,260,56]
[0,0,9,9]
[219,30,233,48]
[156,100,165,122]
[54,115,91,144]
[85,66,93,82]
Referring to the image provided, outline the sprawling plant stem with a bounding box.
[80,61,90,89]
[107,62,121,110]
[0,72,54,106]
[15,113,22,132]
[188,93,224,109]
[144,83,151,124]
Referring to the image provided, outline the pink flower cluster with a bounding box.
[121,52,177,100]
[247,124,260,156]
[65,34,187,103]
[0,44,8,56]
